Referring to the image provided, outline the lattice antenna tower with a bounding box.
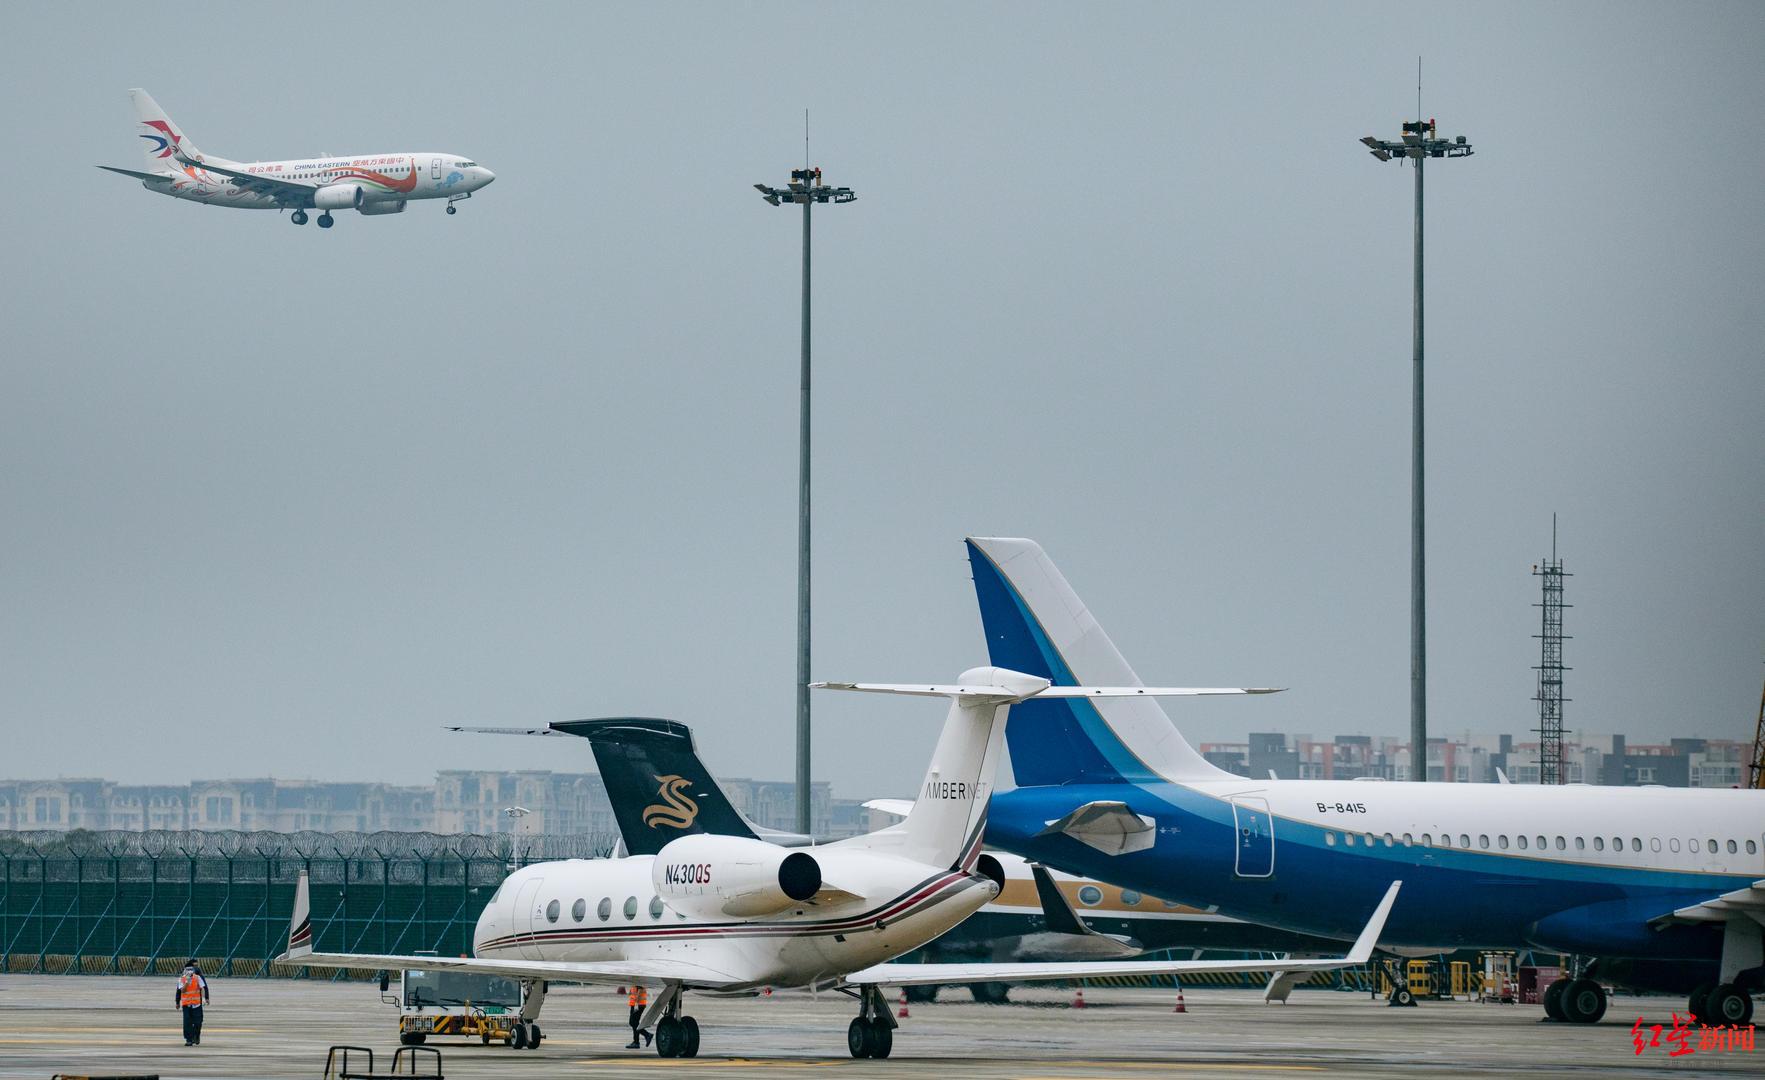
[1532,515,1571,784]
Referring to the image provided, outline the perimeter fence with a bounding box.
[0,830,612,978]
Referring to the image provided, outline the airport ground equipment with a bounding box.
[383,966,536,1048]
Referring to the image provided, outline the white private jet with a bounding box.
[278,667,1400,1059]
[98,89,494,228]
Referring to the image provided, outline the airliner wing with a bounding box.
[174,159,317,204]
[847,881,1399,987]
[1651,879,1765,926]
[278,948,745,990]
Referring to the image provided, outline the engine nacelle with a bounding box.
[651,834,820,918]
[313,183,365,211]
[358,200,405,216]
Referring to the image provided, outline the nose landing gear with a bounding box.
[446,191,471,216]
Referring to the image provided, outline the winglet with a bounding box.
[286,870,313,958]
[1346,881,1401,964]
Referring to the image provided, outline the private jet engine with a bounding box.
[313,183,365,211]
[359,200,405,216]
[653,835,821,917]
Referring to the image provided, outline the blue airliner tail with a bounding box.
[965,537,1236,786]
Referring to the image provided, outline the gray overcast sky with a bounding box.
[3,2,1761,796]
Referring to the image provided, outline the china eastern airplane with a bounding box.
[963,536,1765,1028]
[98,89,494,228]
[277,670,1399,1059]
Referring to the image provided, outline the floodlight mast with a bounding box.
[1359,119,1472,781]
[753,168,856,834]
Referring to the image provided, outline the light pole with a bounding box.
[754,167,856,834]
[1359,119,1472,781]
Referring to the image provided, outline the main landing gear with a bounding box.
[1543,976,1608,1024]
[1691,983,1755,1026]
[317,212,335,229]
[847,985,896,1059]
[290,210,308,225]
[508,1020,542,1049]
[653,990,699,1058]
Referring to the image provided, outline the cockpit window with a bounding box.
[459,161,477,167]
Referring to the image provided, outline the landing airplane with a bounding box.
[964,536,1765,1027]
[98,89,493,228]
[278,668,1400,1059]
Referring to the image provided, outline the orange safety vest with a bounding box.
[178,972,204,1006]
[628,986,648,1009]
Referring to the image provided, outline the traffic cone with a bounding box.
[1173,989,1187,1013]
[1071,987,1086,1009]
[897,990,910,1019]
[762,986,772,999]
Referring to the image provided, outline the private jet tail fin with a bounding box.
[547,718,763,855]
[966,537,1261,786]
[286,870,313,958]
[130,88,203,170]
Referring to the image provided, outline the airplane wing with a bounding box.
[280,948,744,990]
[274,870,744,990]
[171,157,318,205]
[846,881,1399,987]
[1650,879,1765,926]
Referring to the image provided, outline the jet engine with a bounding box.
[652,835,821,918]
[313,183,365,211]
[358,200,405,216]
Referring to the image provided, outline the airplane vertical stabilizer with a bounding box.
[129,88,202,170]
[965,537,1237,786]
[824,668,1030,870]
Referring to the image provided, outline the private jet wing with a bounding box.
[272,870,744,990]
[845,881,1399,987]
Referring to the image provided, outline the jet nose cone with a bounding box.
[478,167,496,186]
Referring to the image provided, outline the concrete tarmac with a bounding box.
[0,976,1754,1079]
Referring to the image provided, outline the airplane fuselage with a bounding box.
[989,777,1765,960]
[473,850,995,991]
[146,152,492,210]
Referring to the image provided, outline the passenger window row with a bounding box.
[540,894,673,924]
[1322,831,1760,857]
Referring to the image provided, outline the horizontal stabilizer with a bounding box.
[97,165,172,183]
[815,681,1280,702]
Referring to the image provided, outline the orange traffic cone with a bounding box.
[1072,987,1086,1009]
[897,990,910,1019]
[1173,989,1187,1013]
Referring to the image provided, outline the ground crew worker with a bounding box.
[626,984,652,1049]
[175,959,209,1046]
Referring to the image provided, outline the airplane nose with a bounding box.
[479,168,496,186]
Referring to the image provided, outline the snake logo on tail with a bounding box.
[642,775,700,830]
